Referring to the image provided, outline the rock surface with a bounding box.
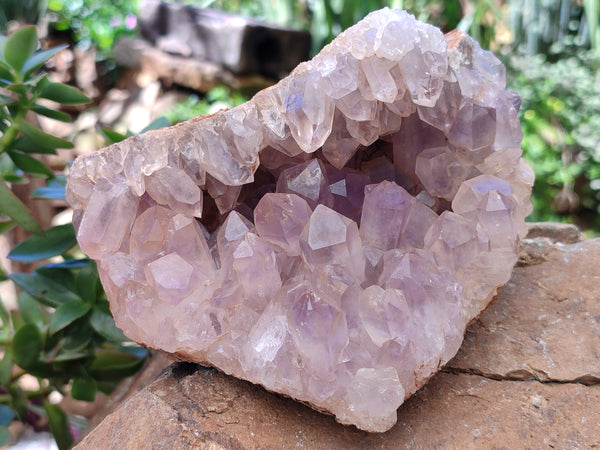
[113,38,274,93]
[449,236,600,385]
[75,234,600,448]
[138,0,311,78]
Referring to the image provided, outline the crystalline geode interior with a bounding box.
[66,9,534,432]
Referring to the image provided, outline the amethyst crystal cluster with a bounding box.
[67,9,533,432]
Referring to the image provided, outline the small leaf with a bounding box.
[43,401,73,450]
[90,348,147,381]
[75,264,100,303]
[0,66,14,84]
[2,174,24,183]
[12,135,58,155]
[4,26,38,73]
[0,351,13,385]
[13,323,42,369]
[4,102,19,117]
[7,150,53,177]
[99,127,127,144]
[90,307,127,342]
[0,94,15,105]
[41,258,90,270]
[9,310,24,331]
[5,84,27,96]
[9,272,81,307]
[0,220,16,234]
[141,116,170,133]
[32,105,71,122]
[39,82,89,105]
[0,405,14,426]
[23,361,60,379]
[49,299,91,334]
[0,181,42,235]
[8,384,26,419]
[20,122,73,150]
[24,71,47,88]
[0,153,15,176]
[71,378,97,402]
[51,350,91,362]
[36,266,77,293]
[62,331,92,352]
[51,360,88,380]
[0,296,9,330]
[17,292,46,325]
[0,426,10,446]
[21,44,68,76]
[0,36,7,57]
[32,175,66,200]
[9,223,76,263]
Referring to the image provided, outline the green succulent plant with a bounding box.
[0,25,147,449]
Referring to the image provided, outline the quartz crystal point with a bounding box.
[67,8,533,433]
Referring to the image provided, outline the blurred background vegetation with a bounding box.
[0,0,598,447]
[31,0,599,232]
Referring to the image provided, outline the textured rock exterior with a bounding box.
[75,236,600,448]
[138,0,311,78]
[67,9,533,431]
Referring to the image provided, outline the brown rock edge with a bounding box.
[76,226,600,449]
[113,38,274,93]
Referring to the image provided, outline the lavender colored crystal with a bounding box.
[66,8,533,433]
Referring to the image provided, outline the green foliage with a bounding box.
[47,0,140,54]
[165,86,247,125]
[0,181,42,234]
[0,25,84,230]
[8,223,76,262]
[0,404,13,445]
[508,0,590,56]
[0,0,47,33]
[99,116,172,147]
[0,26,148,447]
[306,0,497,52]
[583,0,600,56]
[196,0,498,53]
[43,401,72,450]
[3,248,148,445]
[4,25,38,71]
[503,0,600,233]
[507,51,600,231]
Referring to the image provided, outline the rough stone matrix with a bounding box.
[67,8,533,432]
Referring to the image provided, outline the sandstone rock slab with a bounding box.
[448,237,600,384]
[76,367,600,449]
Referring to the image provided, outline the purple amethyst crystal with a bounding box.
[67,8,533,432]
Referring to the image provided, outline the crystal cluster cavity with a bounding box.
[67,9,533,432]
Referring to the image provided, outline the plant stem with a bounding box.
[10,369,25,382]
[26,387,52,399]
[0,100,28,154]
